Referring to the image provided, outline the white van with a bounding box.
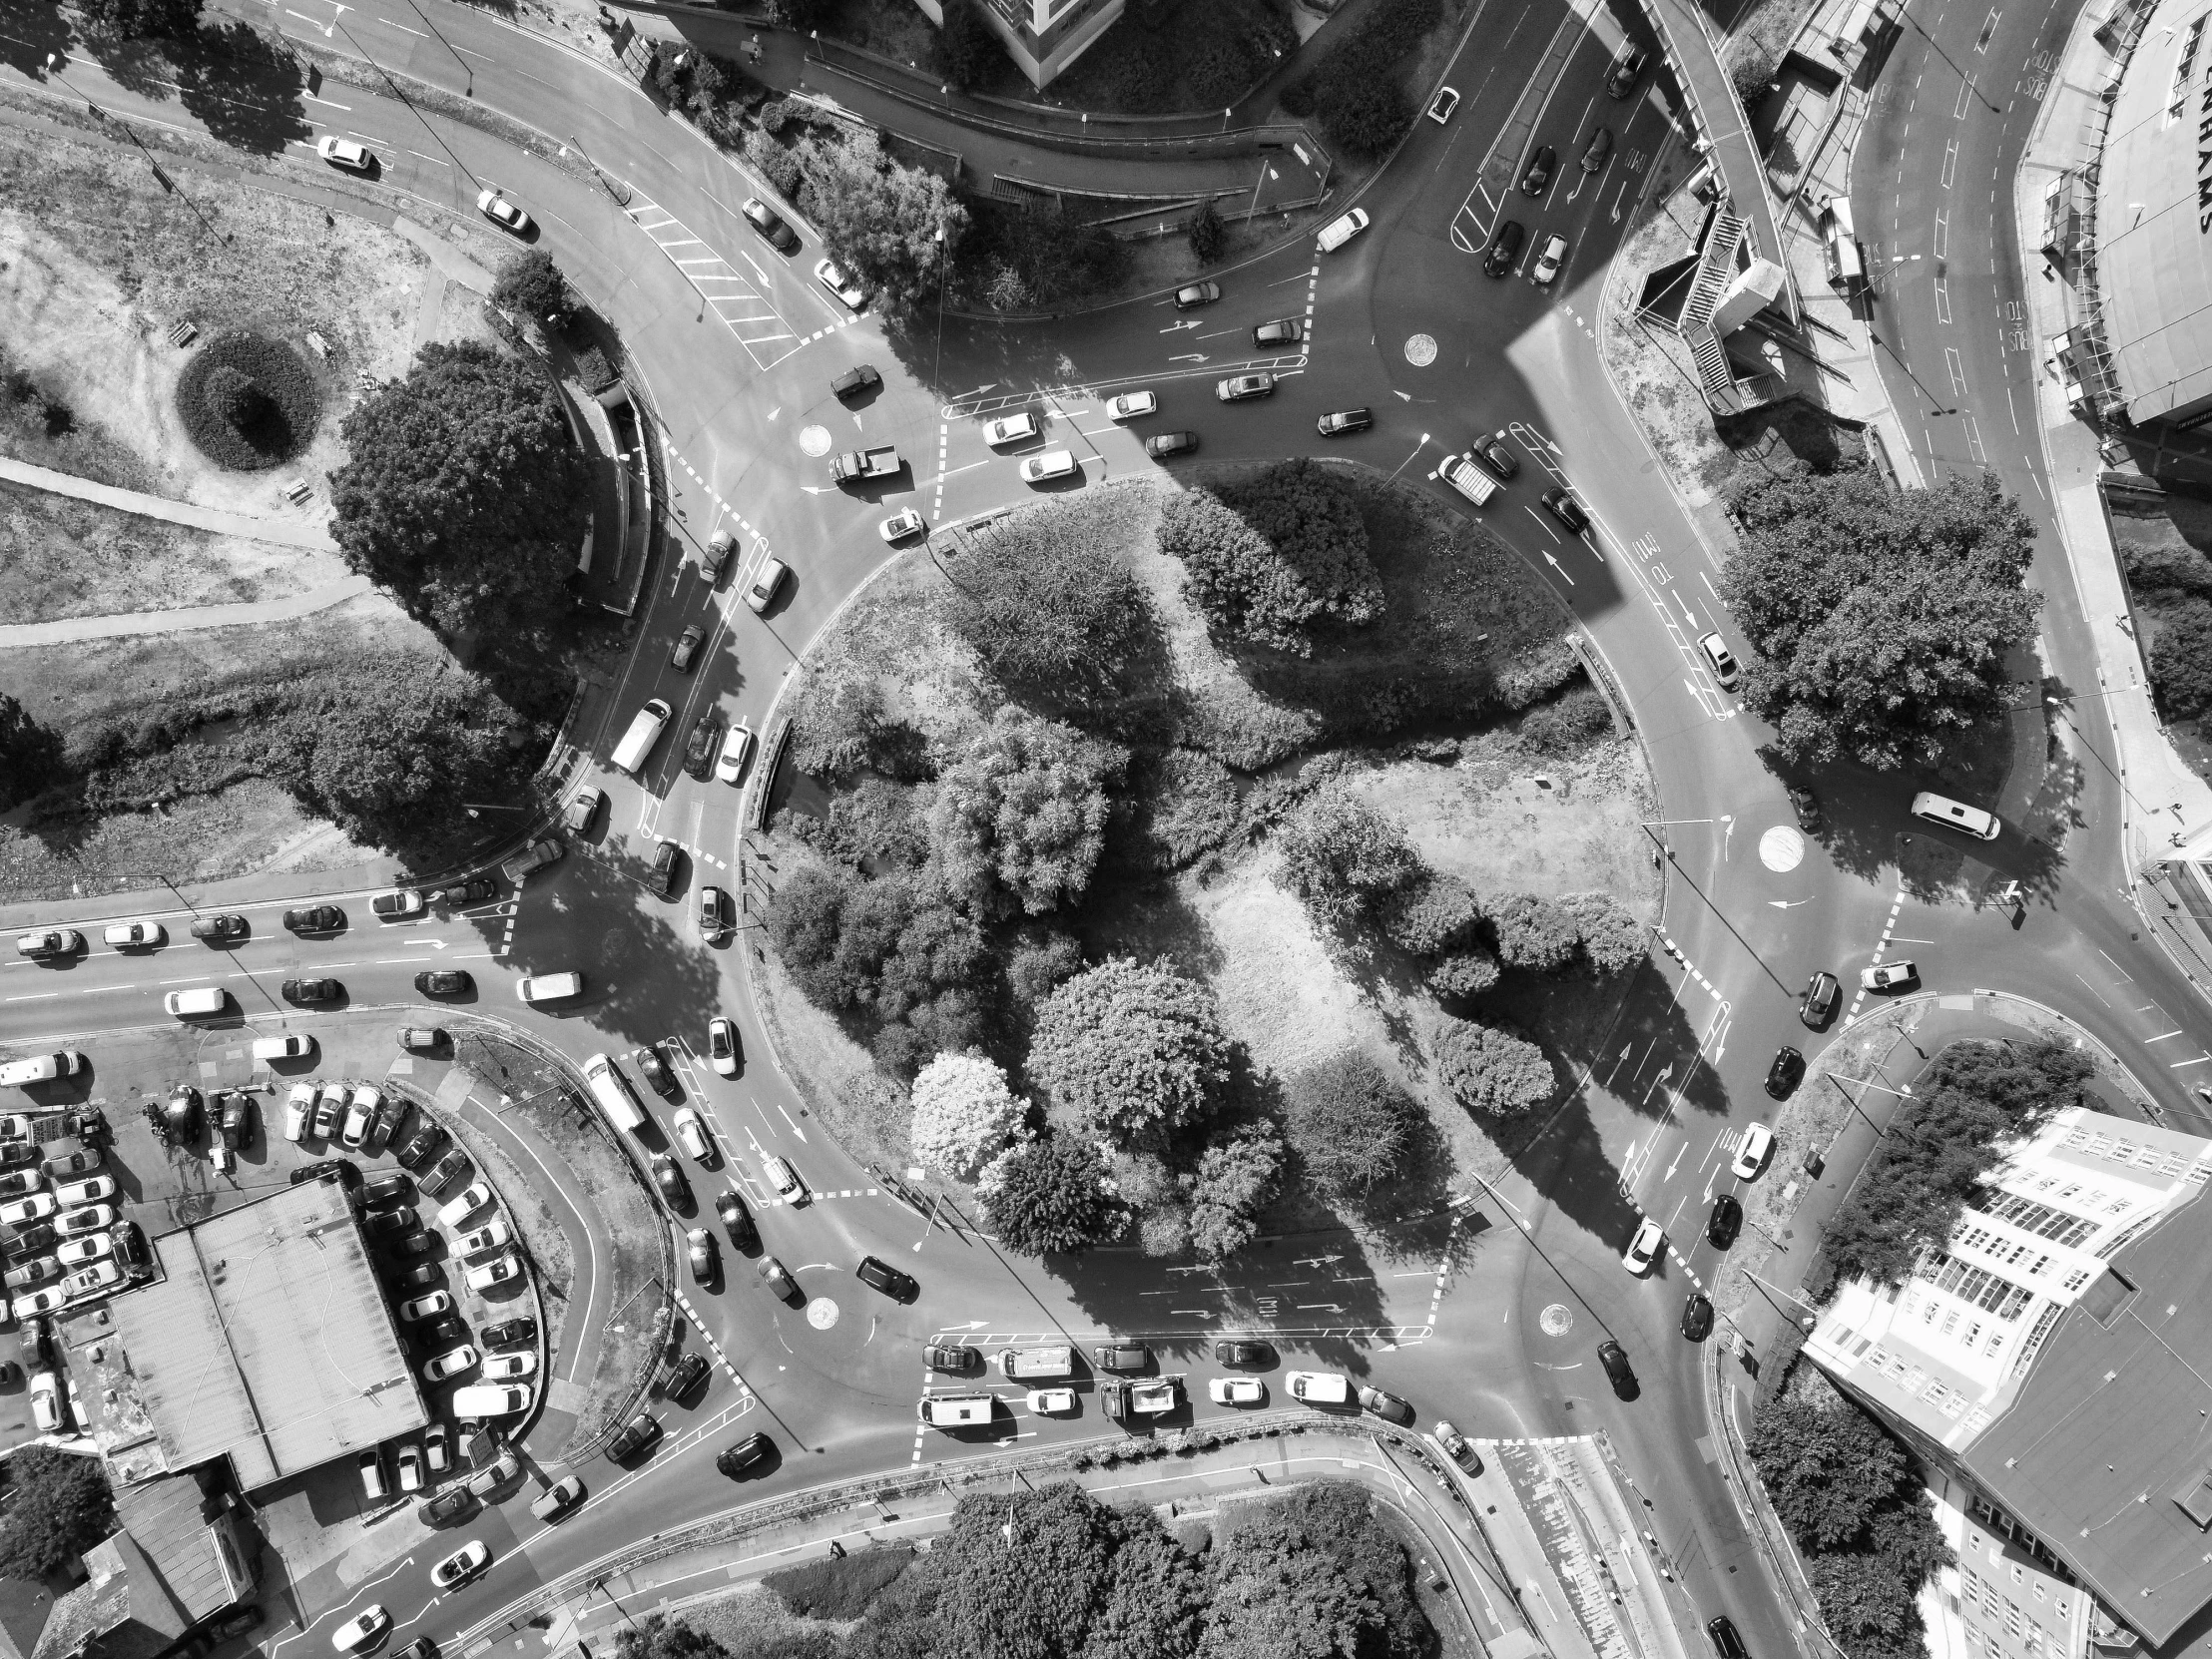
[1910,791,2000,840]
[450,1383,533,1417]
[516,971,583,1005]
[1318,207,1370,252]
[164,987,227,1018]
[1437,454,1497,507]
[0,1054,78,1088]
[251,1034,313,1062]
[918,1392,996,1427]
[611,699,673,777]
[583,1053,646,1132]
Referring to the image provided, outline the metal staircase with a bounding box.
[1682,210,1745,333]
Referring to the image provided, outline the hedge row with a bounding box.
[174,330,321,471]
[1282,0,1442,158]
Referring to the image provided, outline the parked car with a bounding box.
[398,1026,447,1054]
[399,1292,452,1323]
[422,1346,478,1384]
[437,1183,493,1228]
[742,196,799,252]
[465,1253,523,1293]
[417,1489,471,1527]
[394,1442,424,1494]
[456,1219,512,1258]
[481,1352,536,1382]
[481,1316,537,1350]
[54,1235,108,1270]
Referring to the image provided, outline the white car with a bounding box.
[52,1177,113,1209]
[1104,390,1157,420]
[481,1351,537,1381]
[423,1345,479,1382]
[744,555,790,616]
[1427,86,1459,124]
[673,1109,712,1163]
[815,258,867,310]
[1532,233,1569,284]
[283,1084,314,1143]
[55,1234,111,1269]
[466,1252,523,1293]
[1861,960,1918,992]
[457,1218,513,1258]
[12,1286,66,1321]
[1317,206,1370,251]
[255,1033,313,1060]
[398,1292,452,1323]
[394,1442,423,1494]
[708,1017,740,1078]
[63,1260,121,1300]
[1027,1386,1077,1414]
[476,189,532,235]
[983,413,1039,446]
[28,1371,62,1432]
[1210,1377,1266,1405]
[101,920,164,948]
[1621,1216,1664,1275]
[331,1608,389,1653]
[716,722,756,785]
[430,1541,489,1590]
[315,135,375,171]
[1019,449,1076,483]
[761,1154,802,1201]
[341,1087,379,1148]
[437,1182,494,1229]
[0,1194,56,1229]
[1732,1122,1775,1181]
[424,1421,450,1473]
[371,888,426,920]
[0,1116,29,1143]
[879,508,926,543]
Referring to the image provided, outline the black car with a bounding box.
[283,905,343,933]
[1484,220,1525,276]
[420,1315,469,1350]
[190,913,249,944]
[1474,429,1519,478]
[364,1207,413,1239]
[652,1154,692,1211]
[685,714,720,782]
[481,1317,537,1349]
[414,970,472,997]
[388,1260,443,1292]
[830,364,881,400]
[1145,430,1200,458]
[1682,1291,1715,1343]
[109,1221,149,1273]
[1093,1344,1150,1372]
[1597,1340,1638,1399]
[1253,317,1303,347]
[418,1488,472,1526]
[717,1431,773,1477]
[1801,970,1841,1029]
[1358,1385,1412,1423]
[650,839,682,898]
[386,1229,439,1260]
[395,1120,447,1170]
[716,1190,759,1250]
[856,1256,917,1300]
[1707,1193,1742,1250]
[1519,144,1556,195]
[1765,1045,1806,1100]
[1606,42,1649,98]
[664,1352,710,1399]
[282,977,341,1004]
[361,1172,412,1206]
[1214,1340,1273,1366]
[636,1045,682,1101]
[742,196,800,252]
[1705,1616,1748,1659]
[926,1344,978,1373]
[445,875,499,903]
[671,625,705,673]
[605,1413,662,1461]
[1788,786,1822,831]
[1541,488,1589,532]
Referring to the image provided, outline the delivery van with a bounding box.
[1910,792,2000,840]
[1438,454,1497,507]
[0,1053,78,1088]
[164,987,228,1018]
[583,1053,646,1132]
[611,699,673,777]
[918,1392,996,1427]
[996,1346,1074,1380]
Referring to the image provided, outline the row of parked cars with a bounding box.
[0,1126,143,1320]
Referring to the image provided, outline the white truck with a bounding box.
[996,1345,1074,1381]
[1103,1377,1183,1419]
[1437,453,1498,507]
[918,1392,996,1428]
[830,445,901,485]
[1285,1370,1352,1404]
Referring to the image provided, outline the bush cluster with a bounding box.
[961,197,1128,313]
[176,330,320,470]
[1283,0,1440,157]
[1434,1017,1554,1116]
[1159,460,1383,657]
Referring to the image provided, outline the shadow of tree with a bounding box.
[174,20,311,159]
[74,29,175,100]
[0,2,73,83]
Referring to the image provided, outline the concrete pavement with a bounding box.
[0,453,337,548]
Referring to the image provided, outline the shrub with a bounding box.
[1517,684,1613,754]
[79,0,200,38]
[1188,195,1226,264]
[744,126,806,199]
[935,0,1005,89]
[763,1546,916,1619]
[768,864,859,1006]
[1005,930,1085,1009]
[1050,16,1179,111]
[1183,1121,1283,1261]
[1158,462,1382,657]
[1285,1052,1421,1203]
[1378,871,1482,956]
[797,129,968,319]
[1559,890,1646,975]
[909,1052,1027,1181]
[1027,957,1231,1145]
[0,695,66,811]
[1427,948,1500,1000]
[2152,598,2212,721]
[1125,748,1243,871]
[1272,782,1421,928]
[940,498,1155,702]
[1435,1018,1554,1116]
[1488,892,1581,974]
[927,709,1124,917]
[982,1135,1126,1254]
[1323,78,1412,156]
[960,197,1128,310]
[1293,0,1440,157]
[177,330,319,469]
[491,249,577,329]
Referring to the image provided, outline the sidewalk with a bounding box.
[0,573,393,648]
[0,453,338,548]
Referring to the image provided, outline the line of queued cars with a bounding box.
[0,1112,147,1323]
[1475,44,1645,284]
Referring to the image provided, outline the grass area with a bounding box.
[673,1585,852,1656]
[0,344,156,492]
[2109,481,2212,781]
[450,1028,671,1457]
[0,477,354,622]
[763,1545,915,1618]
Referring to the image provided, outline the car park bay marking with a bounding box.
[617,189,804,370]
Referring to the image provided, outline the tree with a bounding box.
[1027,958,1232,1145]
[1377,871,1482,956]
[1320,78,1411,158]
[0,1447,114,1578]
[1161,463,1383,657]
[1434,1018,1553,1117]
[769,864,857,1006]
[0,693,67,810]
[1188,196,1227,264]
[79,0,200,37]
[928,709,1123,917]
[982,1135,1124,1255]
[1284,1053,1420,1203]
[490,250,578,330]
[1086,1515,1207,1659]
[1006,930,1085,1009]
[329,341,588,638]
[1719,469,2040,771]
[1487,892,1581,974]
[797,130,969,319]
[1427,948,1500,1000]
[1748,1393,1906,1548]
[1204,1481,1435,1659]
[939,504,1155,703]
[931,1484,1123,1657]
[1273,785,1421,928]
[2151,597,2212,720]
[1558,889,1646,975]
[934,0,1005,90]
[1183,1121,1283,1261]
[909,1052,1027,1181]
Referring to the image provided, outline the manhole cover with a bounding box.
[799,424,833,457]
[1404,333,1438,367]
[1760,825,1806,872]
[1540,1303,1573,1336]
[806,1297,839,1330]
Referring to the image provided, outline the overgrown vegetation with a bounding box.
[175,330,321,470]
[1750,1370,1950,1659]
[0,1448,115,1578]
[764,1546,917,1621]
[490,249,578,331]
[1818,1036,2092,1292]
[1046,0,1297,114]
[1720,468,2039,772]
[1282,0,1442,158]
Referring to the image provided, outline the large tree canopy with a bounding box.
[1719,469,2039,771]
[927,709,1123,917]
[981,1134,1124,1255]
[330,341,587,638]
[1158,462,1383,658]
[798,131,969,320]
[1027,956,1232,1145]
[0,1448,114,1579]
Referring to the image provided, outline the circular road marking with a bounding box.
[1540,1303,1573,1336]
[1404,333,1438,367]
[799,424,832,458]
[1760,825,1806,872]
[807,1296,839,1330]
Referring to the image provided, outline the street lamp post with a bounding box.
[1830,1072,1908,1136]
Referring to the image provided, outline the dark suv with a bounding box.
[1519,145,1556,195]
[650,839,682,898]
[856,1256,917,1301]
[1484,220,1525,276]
[1092,1344,1150,1372]
[1801,971,1841,1028]
[1764,1046,1806,1100]
[605,1413,662,1461]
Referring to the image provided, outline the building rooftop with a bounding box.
[111,1474,251,1625]
[105,1178,423,1490]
